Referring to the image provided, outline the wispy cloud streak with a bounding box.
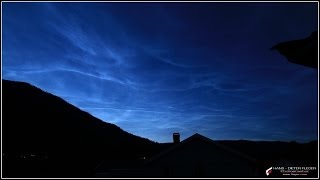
[2,2,318,143]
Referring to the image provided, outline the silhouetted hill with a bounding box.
[2,79,162,177]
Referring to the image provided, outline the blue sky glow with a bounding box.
[2,2,318,142]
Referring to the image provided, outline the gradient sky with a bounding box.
[2,2,318,143]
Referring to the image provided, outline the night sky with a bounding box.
[2,2,318,143]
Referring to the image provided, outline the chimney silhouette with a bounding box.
[173,133,180,144]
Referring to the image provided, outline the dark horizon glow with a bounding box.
[2,2,318,143]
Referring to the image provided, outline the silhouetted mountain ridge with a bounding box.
[4,80,129,133]
[2,79,161,177]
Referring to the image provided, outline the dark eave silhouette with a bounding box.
[271,31,318,69]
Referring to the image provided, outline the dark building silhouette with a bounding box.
[173,133,180,144]
[96,133,262,177]
[143,133,261,177]
[271,31,318,68]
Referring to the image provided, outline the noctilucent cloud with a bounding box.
[2,2,318,143]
